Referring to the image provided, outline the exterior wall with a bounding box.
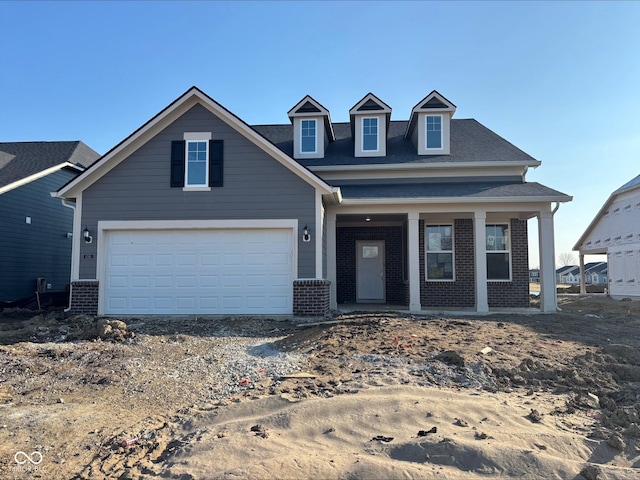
[68,280,99,315]
[79,104,317,280]
[608,244,640,298]
[336,226,405,304]
[293,279,330,317]
[420,219,475,308]
[487,218,530,308]
[0,169,77,301]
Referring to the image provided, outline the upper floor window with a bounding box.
[426,224,454,280]
[186,140,208,187]
[362,117,378,151]
[426,115,442,149]
[301,119,316,153]
[486,224,510,280]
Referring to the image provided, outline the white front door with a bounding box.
[356,240,385,303]
[103,228,294,315]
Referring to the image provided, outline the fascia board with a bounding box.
[340,195,573,206]
[310,160,541,172]
[349,93,392,114]
[1,162,83,195]
[58,87,334,198]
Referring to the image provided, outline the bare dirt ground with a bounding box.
[0,296,638,479]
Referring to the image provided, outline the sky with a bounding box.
[1,1,639,268]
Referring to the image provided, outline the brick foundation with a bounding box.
[293,279,331,317]
[68,280,99,315]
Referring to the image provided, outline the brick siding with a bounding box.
[293,279,331,317]
[68,280,99,315]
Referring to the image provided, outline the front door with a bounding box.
[356,240,385,303]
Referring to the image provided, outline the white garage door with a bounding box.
[103,228,294,315]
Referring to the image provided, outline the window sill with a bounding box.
[182,186,212,192]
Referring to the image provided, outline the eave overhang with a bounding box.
[0,162,83,195]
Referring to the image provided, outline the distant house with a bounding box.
[529,269,540,283]
[0,142,100,305]
[556,265,579,284]
[574,174,640,299]
[585,261,608,285]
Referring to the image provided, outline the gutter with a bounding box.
[59,199,77,313]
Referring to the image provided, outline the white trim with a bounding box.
[425,114,444,150]
[300,119,317,154]
[425,223,455,281]
[309,160,542,172]
[407,210,421,311]
[1,162,83,195]
[182,186,211,192]
[474,211,489,312]
[327,212,337,309]
[184,139,209,188]
[184,132,212,141]
[340,196,572,205]
[316,190,323,278]
[361,117,379,153]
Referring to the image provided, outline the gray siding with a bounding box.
[0,169,77,301]
[80,104,317,279]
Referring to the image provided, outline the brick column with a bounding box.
[68,280,99,315]
[293,280,331,317]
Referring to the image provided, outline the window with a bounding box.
[486,224,510,280]
[362,117,378,151]
[301,119,316,153]
[186,140,208,187]
[426,225,454,280]
[426,115,442,149]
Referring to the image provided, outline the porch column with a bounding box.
[407,210,421,312]
[327,212,337,310]
[579,253,586,294]
[538,210,557,312]
[474,211,489,313]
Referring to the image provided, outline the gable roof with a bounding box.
[573,173,640,252]
[287,95,335,142]
[57,87,338,200]
[0,141,99,194]
[254,119,542,168]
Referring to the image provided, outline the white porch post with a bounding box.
[474,211,489,312]
[579,253,586,294]
[327,211,337,310]
[538,210,557,312]
[408,210,421,312]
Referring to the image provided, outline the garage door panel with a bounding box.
[104,228,293,315]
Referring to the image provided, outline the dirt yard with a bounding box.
[0,296,638,479]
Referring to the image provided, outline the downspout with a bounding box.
[60,199,76,313]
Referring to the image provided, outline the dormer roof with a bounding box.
[405,90,456,138]
[348,93,392,139]
[287,95,335,141]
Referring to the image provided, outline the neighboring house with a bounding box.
[55,87,571,316]
[0,142,100,304]
[585,261,608,285]
[556,265,578,284]
[563,266,582,285]
[529,269,540,284]
[574,174,640,299]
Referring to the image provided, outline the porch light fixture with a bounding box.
[302,225,311,243]
[83,227,93,244]
[365,216,371,222]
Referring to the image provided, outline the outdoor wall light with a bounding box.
[83,227,93,244]
[302,225,311,243]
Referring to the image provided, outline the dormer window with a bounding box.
[406,91,456,155]
[362,117,379,152]
[301,119,317,153]
[426,115,442,149]
[288,95,334,160]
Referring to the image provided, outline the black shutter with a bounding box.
[209,140,223,187]
[170,140,185,187]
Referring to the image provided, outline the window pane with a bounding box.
[426,116,442,149]
[186,141,207,186]
[486,225,508,251]
[427,225,452,251]
[301,120,316,153]
[487,253,510,279]
[427,253,453,279]
[363,118,378,151]
[187,162,206,185]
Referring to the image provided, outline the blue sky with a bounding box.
[1,1,639,267]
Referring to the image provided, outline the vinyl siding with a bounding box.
[0,169,77,301]
[79,104,317,279]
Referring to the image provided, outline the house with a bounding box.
[574,174,640,299]
[0,141,100,305]
[585,261,608,285]
[529,269,540,284]
[555,265,579,284]
[55,87,571,316]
